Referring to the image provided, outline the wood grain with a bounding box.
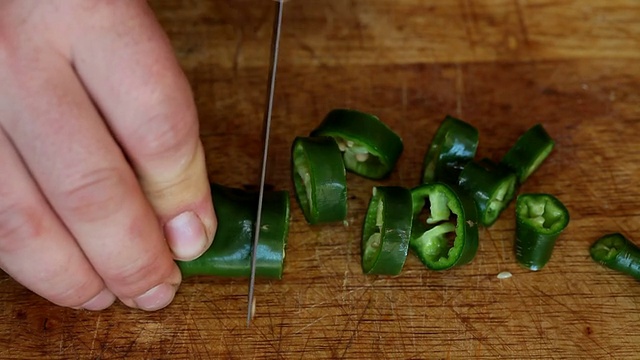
[2,0,640,358]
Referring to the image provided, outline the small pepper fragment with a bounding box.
[501,124,554,184]
[422,115,479,184]
[410,183,479,270]
[590,233,640,280]
[514,193,569,271]
[310,109,403,179]
[176,183,290,279]
[291,136,347,224]
[362,186,413,275]
[458,159,518,227]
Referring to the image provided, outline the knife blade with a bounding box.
[247,0,285,327]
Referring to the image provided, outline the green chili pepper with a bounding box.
[362,186,413,275]
[410,183,479,270]
[291,136,347,224]
[458,159,518,227]
[422,115,479,184]
[590,233,640,280]
[514,193,569,271]
[176,183,290,279]
[310,109,403,179]
[501,124,554,184]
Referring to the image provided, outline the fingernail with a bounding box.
[133,283,176,311]
[165,211,209,261]
[81,289,116,311]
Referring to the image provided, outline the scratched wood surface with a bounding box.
[2,0,640,358]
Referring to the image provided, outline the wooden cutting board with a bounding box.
[2,0,640,358]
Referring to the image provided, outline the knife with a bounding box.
[247,0,285,327]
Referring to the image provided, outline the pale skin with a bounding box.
[0,1,220,311]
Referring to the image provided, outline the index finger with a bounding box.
[69,1,216,261]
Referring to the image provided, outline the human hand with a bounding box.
[0,0,216,311]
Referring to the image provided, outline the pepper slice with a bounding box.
[410,183,479,270]
[176,183,290,279]
[458,159,518,227]
[501,124,554,184]
[362,186,413,275]
[291,136,347,224]
[310,109,403,179]
[514,193,569,271]
[590,233,640,280]
[422,115,479,184]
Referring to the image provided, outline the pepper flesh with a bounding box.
[459,159,517,227]
[310,109,403,179]
[501,124,554,184]
[362,186,413,275]
[422,115,479,184]
[514,193,569,271]
[410,183,479,270]
[176,183,290,279]
[291,136,347,224]
[590,233,640,280]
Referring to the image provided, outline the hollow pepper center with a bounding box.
[363,196,385,265]
[413,191,458,261]
[522,197,564,230]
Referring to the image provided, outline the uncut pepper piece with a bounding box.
[590,233,640,280]
[514,193,569,271]
[310,109,403,179]
[422,115,479,184]
[291,136,347,224]
[501,124,555,184]
[410,182,479,270]
[458,159,518,227]
[362,186,413,275]
[176,183,290,279]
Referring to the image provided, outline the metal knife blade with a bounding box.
[247,0,284,327]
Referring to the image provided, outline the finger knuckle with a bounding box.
[139,141,208,207]
[105,251,174,297]
[48,277,102,308]
[59,168,130,223]
[0,202,45,253]
[142,166,193,200]
[132,109,198,160]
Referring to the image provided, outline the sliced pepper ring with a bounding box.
[514,193,569,271]
[501,123,554,184]
[422,115,479,184]
[291,136,347,224]
[176,183,290,279]
[590,233,640,279]
[409,183,479,270]
[459,159,518,227]
[362,186,413,275]
[310,109,403,179]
